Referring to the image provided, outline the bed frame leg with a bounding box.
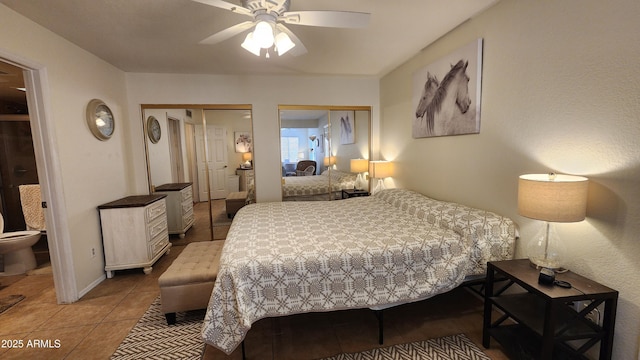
[374,310,384,344]
[241,340,246,360]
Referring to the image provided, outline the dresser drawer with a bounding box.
[147,216,168,240]
[181,186,193,202]
[183,210,194,228]
[148,232,169,258]
[146,200,166,222]
[181,200,193,215]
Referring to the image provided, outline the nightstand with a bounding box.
[342,189,369,199]
[483,259,618,359]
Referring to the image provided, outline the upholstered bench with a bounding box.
[158,240,224,325]
[225,191,248,218]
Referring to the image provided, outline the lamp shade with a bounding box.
[323,156,336,166]
[518,173,588,222]
[242,152,252,161]
[253,21,274,48]
[241,32,261,56]
[369,161,393,179]
[350,159,369,173]
[275,31,295,56]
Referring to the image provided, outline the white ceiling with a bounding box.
[0,0,498,77]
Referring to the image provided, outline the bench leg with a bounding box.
[165,312,176,325]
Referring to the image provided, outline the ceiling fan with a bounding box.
[192,0,371,57]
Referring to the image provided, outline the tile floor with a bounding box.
[0,201,224,360]
[0,199,508,360]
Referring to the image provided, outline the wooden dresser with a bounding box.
[154,183,194,238]
[98,194,171,278]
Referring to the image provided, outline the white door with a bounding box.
[195,125,228,201]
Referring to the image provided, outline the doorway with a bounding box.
[0,54,76,303]
[0,63,50,270]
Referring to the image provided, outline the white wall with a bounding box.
[0,4,132,297]
[125,74,380,202]
[380,0,640,358]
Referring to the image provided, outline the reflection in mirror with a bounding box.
[279,106,370,201]
[142,106,253,242]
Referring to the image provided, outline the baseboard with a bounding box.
[78,273,107,299]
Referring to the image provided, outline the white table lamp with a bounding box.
[518,173,588,270]
[350,159,369,190]
[369,161,393,194]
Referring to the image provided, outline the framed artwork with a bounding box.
[412,38,483,138]
[234,131,252,153]
[337,111,355,144]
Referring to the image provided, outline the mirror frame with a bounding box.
[278,104,372,200]
[141,104,254,240]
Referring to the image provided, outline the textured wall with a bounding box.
[380,0,640,358]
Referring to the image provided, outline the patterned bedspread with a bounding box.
[202,189,516,354]
[282,170,356,198]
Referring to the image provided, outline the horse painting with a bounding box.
[413,59,479,138]
[415,72,440,133]
[339,112,355,144]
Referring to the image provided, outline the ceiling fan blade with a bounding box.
[276,24,307,56]
[199,21,255,45]
[280,10,371,28]
[191,0,253,17]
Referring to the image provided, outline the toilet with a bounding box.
[0,213,41,276]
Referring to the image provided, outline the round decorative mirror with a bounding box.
[146,116,161,144]
[86,99,115,140]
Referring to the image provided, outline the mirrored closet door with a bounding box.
[142,105,253,241]
[279,105,371,201]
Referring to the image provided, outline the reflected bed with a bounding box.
[282,169,356,201]
[202,188,517,354]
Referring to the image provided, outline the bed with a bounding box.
[202,188,517,354]
[282,169,356,201]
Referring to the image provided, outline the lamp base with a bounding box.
[372,178,386,194]
[529,256,559,270]
[529,257,568,273]
[354,173,366,190]
[527,221,567,272]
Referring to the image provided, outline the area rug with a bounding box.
[321,334,491,360]
[111,296,205,360]
[0,294,25,314]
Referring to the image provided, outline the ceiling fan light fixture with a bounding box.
[241,32,261,56]
[275,31,295,56]
[253,20,274,48]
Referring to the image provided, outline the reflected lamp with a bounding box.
[242,152,252,168]
[323,156,336,168]
[518,173,588,271]
[350,159,369,190]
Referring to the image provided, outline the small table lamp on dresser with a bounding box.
[517,173,589,271]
